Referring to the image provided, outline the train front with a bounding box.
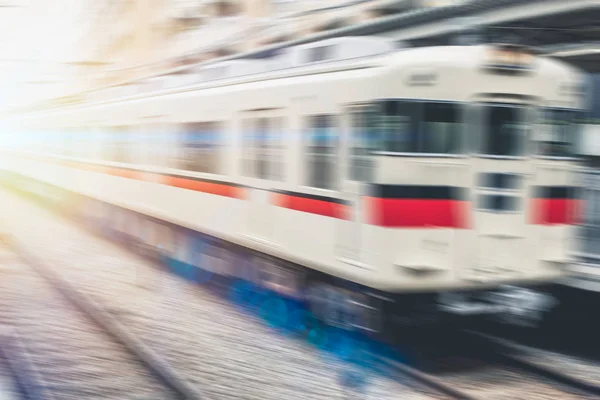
[356,44,587,320]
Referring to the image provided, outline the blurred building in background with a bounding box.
[5,0,596,118]
[74,0,467,90]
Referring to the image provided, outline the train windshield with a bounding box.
[537,108,581,157]
[379,101,417,153]
[421,102,462,154]
[378,100,463,154]
[480,104,528,157]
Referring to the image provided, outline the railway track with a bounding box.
[0,231,487,400]
[0,331,50,400]
[0,189,431,399]
[375,331,598,399]
[0,239,201,400]
[465,330,600,397]
[0,219,474,400]
[2,187,600,399]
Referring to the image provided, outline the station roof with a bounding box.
[219,0,600,71]
[119,0,597,87]
[13,0,600,113]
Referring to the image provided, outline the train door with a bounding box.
[581,171,600,259]
[469,99,534,280]
[243,109,285,246]
[336,104,374,263]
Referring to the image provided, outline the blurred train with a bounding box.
[0,37,588,331]
[559,151,600,299]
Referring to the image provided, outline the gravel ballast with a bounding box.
[0,245,174,400]
[0,189,438,399]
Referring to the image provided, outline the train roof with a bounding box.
[2,38,585,125]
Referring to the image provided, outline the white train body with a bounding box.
[0,38,587,311]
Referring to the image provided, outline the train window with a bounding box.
[306,114,337,190]
[255,118,269,179]
[88,128,104,160]
[478,173,522,190]
[52,131,63,155]
[421,103,462,154]
[181,121,221,174]
[106,126,131,163]
[53,130,63,155]
[269,117,285,181]
[478,194,520,212]
[72,129,83,158]
[581,174,600,256]
[146,124,179,168]
[47,130,61,155]
[536,109,581,157]
[349,107,377,181]
[379,101,419,153]
[69,129,81,157]
[61,129,73,157]
[58,131,68,155]
[35,132,44,154]
[120,126,133,163]
[480,105,527,156]
[587,187,600,226]
[38,132,53,154]
[242,116,284,181]
[308,45,333,63]
[70,128,89,159]
[241,118,255,177]
[165,124,182,168]
[125,125,142,164]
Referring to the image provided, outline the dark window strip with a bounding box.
[533,186,578,199]
[478,173,522,190]
[478,194,520,211]
[274,190,349,205]
[369,184,467,200]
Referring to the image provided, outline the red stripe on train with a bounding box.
[274,193,349,219]
[165,176,246,199]
[530,198,582,225]
[366,197,470,228]
[70,161,246,199]
[107,168,141,180]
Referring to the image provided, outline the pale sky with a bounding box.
[0,0,94,109]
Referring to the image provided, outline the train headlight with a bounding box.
[519,51,533,66]
[484,45,535,72]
